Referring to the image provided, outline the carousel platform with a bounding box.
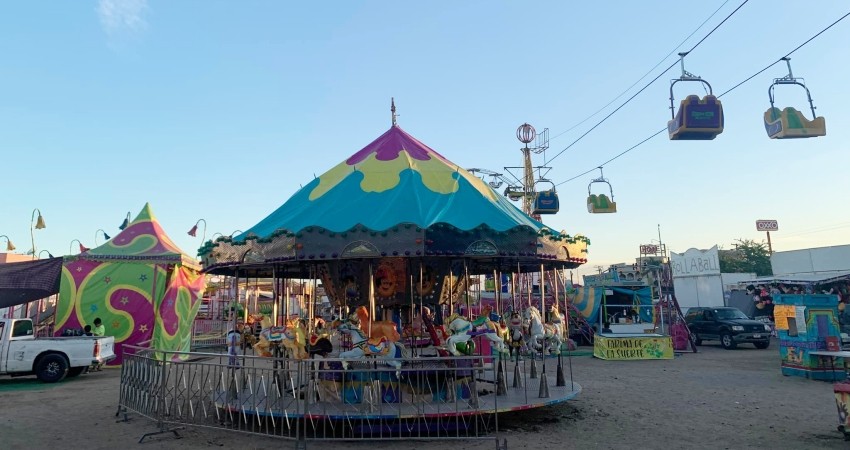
[213,357,581,421]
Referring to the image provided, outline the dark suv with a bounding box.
[684,307,772,349]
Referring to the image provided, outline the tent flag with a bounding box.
[155,266,204,360]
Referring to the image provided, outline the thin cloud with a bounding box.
[96,0,149,36]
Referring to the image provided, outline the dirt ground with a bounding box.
[1,340,847,450]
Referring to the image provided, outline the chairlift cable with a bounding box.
[544,0,750,167]
[717,10,850,98]
[548,0,733,143]
[553,9,850,187]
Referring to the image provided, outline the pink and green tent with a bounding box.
[54,203,205,365]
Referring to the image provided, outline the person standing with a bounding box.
[227,327,241,368]
[92,318,105,336]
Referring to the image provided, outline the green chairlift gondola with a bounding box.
[667,52,724,141]
[764,57,826,139]
[587,167,617,214]
[531,179,559,215]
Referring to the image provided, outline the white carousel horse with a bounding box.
[334,316,405,374]
[444,313,507,357]
[523,306,562,355]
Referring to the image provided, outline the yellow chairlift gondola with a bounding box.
[531,179,559,215]
[587,167,617,214]
[764,57,826,139]
[667,52,724,141]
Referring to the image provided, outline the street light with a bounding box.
[31,208,46,260]
[188,219,207,242]
[70,239,90,255]
[0,235,15,252]
[95,229,111,246]
[118,211,131,230]
[38,250,54,259]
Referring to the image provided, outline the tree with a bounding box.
[718,239,773,276]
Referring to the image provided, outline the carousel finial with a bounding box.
[391,97,397,126]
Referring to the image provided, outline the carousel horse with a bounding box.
[281,322,309,359]
[507,311,526,361]
[478,304,510,341]
[523,306,562,355]
[281,320,333,359]
[444,313,507,357]
[548,304,567,339]
[354,305,401,342]
[253,318,275,357]
[334,315,405,374]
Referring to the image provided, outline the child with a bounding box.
[227,328,241,368]
[83,325,93,336]
[92,318,105,336]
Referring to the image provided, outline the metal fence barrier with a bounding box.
[116,345,520,448]
[190,319,229,349]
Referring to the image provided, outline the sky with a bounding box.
[1,1,848,282]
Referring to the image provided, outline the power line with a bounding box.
[554,9,850,187]
[547,0,732,143]
[544,0,750,167]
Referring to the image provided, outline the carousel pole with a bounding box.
[419,262,424,325]
[409,273,416,357]
[368,264,374,339]
[554,268,566,387]
[272,265,278,326]
[494,269,500,317]
[464,260,471,317]
[448,263,454,317]
[538,264,549,398]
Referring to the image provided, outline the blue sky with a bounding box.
[1,1,848,280]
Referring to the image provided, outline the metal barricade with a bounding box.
[116,346,514,447]
[190,319,229,349]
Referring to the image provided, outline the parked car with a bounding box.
[0,318,116,382]
[684,307,772,349]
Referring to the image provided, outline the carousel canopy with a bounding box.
[235,125,545,240]
[201,123,589,277]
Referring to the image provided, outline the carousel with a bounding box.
[198,111,589,434]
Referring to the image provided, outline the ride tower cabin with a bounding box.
[587,167,617,214]
[764,57,826,139]
[667,52,724,140]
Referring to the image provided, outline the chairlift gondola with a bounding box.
[587,167,616,214]
[531,179,559,215]
[667,53,724,140]
[503,185,524,201]
[764,57,826,139]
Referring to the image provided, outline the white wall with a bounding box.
[673,275,725,309]
[771,244,850,276]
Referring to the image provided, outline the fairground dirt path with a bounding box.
[0,340,846,450]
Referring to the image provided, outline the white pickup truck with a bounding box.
[0,318,116,382]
